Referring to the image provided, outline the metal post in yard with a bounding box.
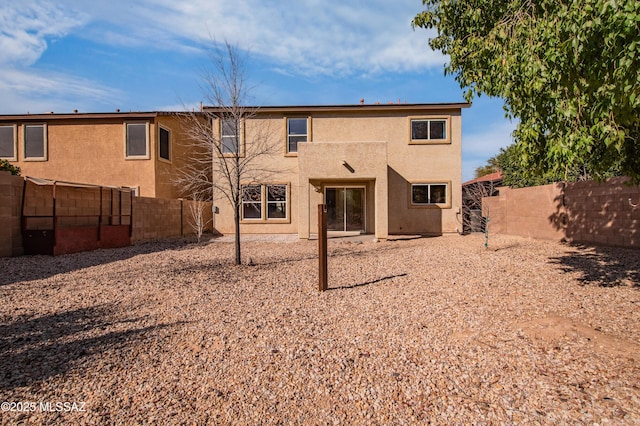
[318,204,328,291]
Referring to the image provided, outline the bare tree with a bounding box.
[187,198,212,243]
[461,179,500,248]
[173,41,279,264]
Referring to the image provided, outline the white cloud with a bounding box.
[0,0,88,66]
[69,0,443,77]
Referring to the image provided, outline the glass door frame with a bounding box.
[324,185,366,233]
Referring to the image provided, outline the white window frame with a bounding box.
[220,117,243,156]
[410,182,451,208]
[409,117,450,144]
[266,184,288,220]
[286,117,308,154]
[158,125,171,162]
[0,124,17,161]
[241,184,263,220]
[23,123,47,161]
[125,122,150,159]
[241,183,290,222]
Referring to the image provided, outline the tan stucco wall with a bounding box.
[210,107,462,237]
[298,141,388,239]
[209,115,301,235]
[310,109,462,235]
[7,116,159,197]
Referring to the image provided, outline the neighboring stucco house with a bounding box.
[0,111,190,198]
[0,102,470,240]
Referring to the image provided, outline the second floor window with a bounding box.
[159,127,171,161]
[410,119,447,142]
[126,122,149,159]
[24,124,47,160]
[221,118,240,154]
[0,125,16,160]
[287,118,307,153]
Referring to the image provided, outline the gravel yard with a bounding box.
[1,234,639,424]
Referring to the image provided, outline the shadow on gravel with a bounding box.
[0,304,186,392]
[0,238,200,286]
[549,243,640,288]
[329,273,408,290]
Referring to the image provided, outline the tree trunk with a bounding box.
[234,201,241,265]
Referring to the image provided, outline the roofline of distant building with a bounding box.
[0,102,471,122]
[462,171,503,186]
[0,111,180,122]
[204,102,471,113]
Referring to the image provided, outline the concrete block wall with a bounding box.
[2,176,213,256]
[131,197,214,243]
[21,181,54,230]
[0,172,25,256]
[561,178,640,247]
[131,197,182,243]
[56,186,102,227]
[484,177,640,248]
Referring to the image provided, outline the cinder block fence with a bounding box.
[0,173,213,257]
[484,177,640,248]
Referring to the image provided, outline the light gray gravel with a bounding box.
[0,234,639,424]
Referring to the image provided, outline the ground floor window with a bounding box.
[241,184,288,221]
[411,183,448,205]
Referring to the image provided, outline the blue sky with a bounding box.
[0,0,516,181]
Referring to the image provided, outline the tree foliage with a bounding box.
[0,159,20,176]
[474,156,499,178]
[414,0,640,182]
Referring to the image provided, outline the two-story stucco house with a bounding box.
[0,102,470,240]
[0,111,190,198]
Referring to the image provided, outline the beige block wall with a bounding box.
[484,178,640,248]
[132,197,213,243]
[0,172,24,256]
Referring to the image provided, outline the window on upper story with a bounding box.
[287,117,308,154]
[411,183,449,207]
[0,125,17,160]
[159,126,171,161]
[409,118,449,144]
[24,124,47,161]
[125,122,149,159]
[221,118,242,155]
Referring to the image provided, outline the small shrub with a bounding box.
[0,159,20,176]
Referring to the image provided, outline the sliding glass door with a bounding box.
[325,187,365,232]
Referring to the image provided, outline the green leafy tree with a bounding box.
[474,156,500,178]
[413,0,640,182]
[0,159,20,176]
